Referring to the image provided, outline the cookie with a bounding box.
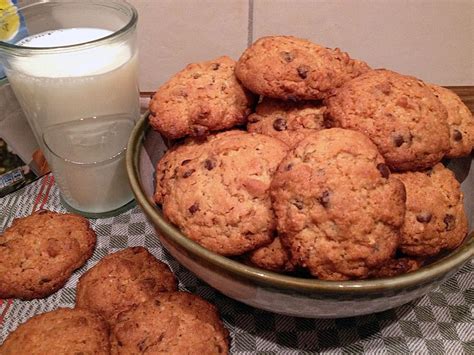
[325,69,450,171]
[76,247,178,323]
[247,98,327,147]
[271,128,406,280]
[149,56,255,139]
[394,163,468,256]
[110,292,229,355]
[235,36,370,100]
[429,84,474,158]
[246,236,295,273]
[368,257,423,278]
[155,130,288,256]
[0,308,110,354]
[0,210,96,300]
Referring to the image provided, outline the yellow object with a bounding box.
[0,0,19,41]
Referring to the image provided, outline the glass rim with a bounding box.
[0,0,138,53]
[42,114,135,166]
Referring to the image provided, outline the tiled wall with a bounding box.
[130,0,474,92]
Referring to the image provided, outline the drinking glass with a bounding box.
[0,0,139,217]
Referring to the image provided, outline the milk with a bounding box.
[6,28,139,214]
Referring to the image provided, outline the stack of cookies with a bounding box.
[149,35,471,281]
[1,246,230,354]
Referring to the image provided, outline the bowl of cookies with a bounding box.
[127,35,473,318]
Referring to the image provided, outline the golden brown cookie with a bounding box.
[325,69,450,171]
[429,84,474,158]
[368,257,423,278]
[235,36,370,100]
[394,163,468,256]
[246,236,295,273]
[0,210,96,300]
[271,128,406,280]
[110,292,229,355]
[247,98,327,147]
[149,56,255,139]
[76,247,177,324]
[155,130,288,256]
[0,308,110,355]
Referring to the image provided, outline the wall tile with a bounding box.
[129,0,249,91]
[253,0,473,85]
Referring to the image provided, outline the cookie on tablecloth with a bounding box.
[76,247,177,323]
[110,292,229,355]
[394,163,468,256]
[271,128,406,280]
[429,84,474,158]
[155,130,288,256]
[0,210,96,300]
[325,69,450,171]
[235,36,370,100]
[0,308,110,354]
[149,56,255,139]
[247,98,327,147]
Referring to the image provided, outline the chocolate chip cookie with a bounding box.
[271,128,406,280]
[76,247,177,324]
[368,257,423,278]
[325,69,450,171]
[155,130,288,256]
[0,210,96,300]
[0,308,110,354]
[246,236,295,273]
[235,36,370,100]
[110,292,229,355]
[429,84,474,158]
[394,163,468,256]
[247,98,327,147]
[149,56,255,139]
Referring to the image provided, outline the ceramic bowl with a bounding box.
[126,114,474,318]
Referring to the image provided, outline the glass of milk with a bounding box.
[0,0,139,217]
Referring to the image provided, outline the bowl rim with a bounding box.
[126,113,474,294]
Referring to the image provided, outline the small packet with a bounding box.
[0,166,25,197]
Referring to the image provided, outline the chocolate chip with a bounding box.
[248,114,262,123]
[293,199,304,210]
[377,163,390,178]
[188,203,199,214]
[211,63,220,70]
[39,277,51,284]
[182,169,195,178]
[375,81,392,95]
[323,115,333,128]
[204,159,216,170]
[141,278,156,289]
[317,191,330,208]
[297,65,309,79]
[192,73,201,79]
[393,134,405,147]
[280,51,294,62]
[191,125,208,137]
[444,214,456,231]
[285,163,293,171]
[416,212,432,223]
[181,159,191,166]
[273,118,287,131]
[452,129,463,141]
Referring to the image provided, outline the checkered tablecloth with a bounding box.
[1,175,473,354]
